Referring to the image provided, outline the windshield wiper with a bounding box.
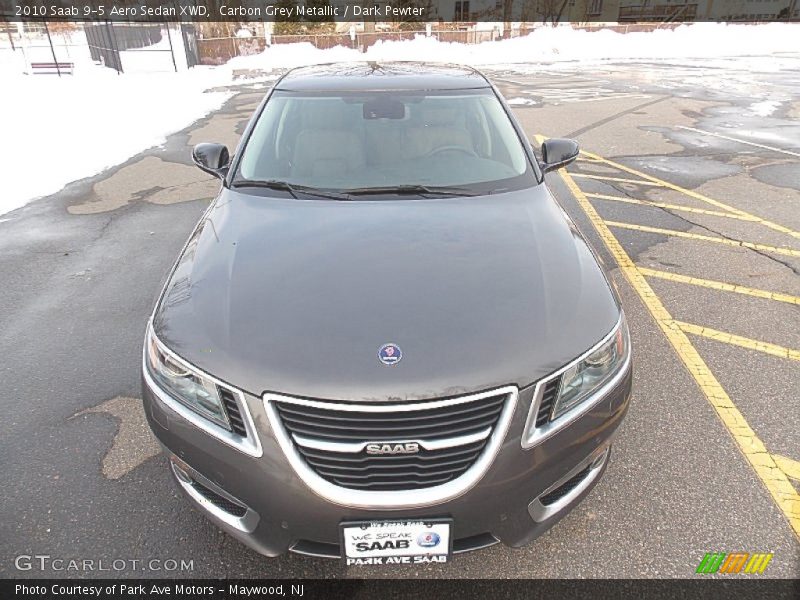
[231,179,352,201]
[345,185,478,197]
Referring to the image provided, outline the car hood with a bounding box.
[153,186,619,401]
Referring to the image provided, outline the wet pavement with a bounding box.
[1,58,798,578]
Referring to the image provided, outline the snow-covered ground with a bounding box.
[0,65,231,216]
[1,22,798,217]
[0,30,231,216]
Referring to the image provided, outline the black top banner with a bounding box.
[1,0,799,23]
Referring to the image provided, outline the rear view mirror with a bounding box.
[192,143,230,179]
[363,98,406,120]
[541,138,580,173]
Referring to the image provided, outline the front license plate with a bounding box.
[340,519,452,566]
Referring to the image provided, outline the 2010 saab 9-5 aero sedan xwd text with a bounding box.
[142,62,632,565]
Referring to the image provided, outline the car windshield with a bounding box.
[235,88,537,195]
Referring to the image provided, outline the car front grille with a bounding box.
[291,439,488,490]
[271,390,512,492]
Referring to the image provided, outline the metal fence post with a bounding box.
[107,20,122,73]
[164,22,178,72]
[43,19,61,77]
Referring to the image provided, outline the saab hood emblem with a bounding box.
[378,343,402,365]
[366,442,419,455]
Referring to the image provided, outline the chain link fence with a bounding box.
[84,23,184,73]
[1,21,195,75]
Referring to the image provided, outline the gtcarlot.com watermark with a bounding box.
[14,554,194,573]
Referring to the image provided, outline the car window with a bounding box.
[236,89,537,194]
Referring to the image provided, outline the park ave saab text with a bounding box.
[16,584,303,597]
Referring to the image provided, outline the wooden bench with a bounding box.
[29,61,75,75]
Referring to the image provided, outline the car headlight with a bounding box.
[551,316,630,420]
[145,327,230,429]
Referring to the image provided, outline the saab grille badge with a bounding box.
[366,442,419,455]
[378,343,402,366]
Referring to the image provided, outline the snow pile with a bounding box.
[229,22,800,72]
[0,63,231,216]
[228,41,360,73]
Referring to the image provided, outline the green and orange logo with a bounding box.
[696,552,773,574]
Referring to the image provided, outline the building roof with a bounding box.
[274,62,491,92]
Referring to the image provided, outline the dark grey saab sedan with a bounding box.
[142,62,632,565]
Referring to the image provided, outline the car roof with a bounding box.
[274,62,491,92]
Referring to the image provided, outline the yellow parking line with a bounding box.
[556,165,800,539]
[587,193,757,221]
[774,455,800,481]
[638,268,800,306]
[675,321,800,362]
[605,221,800,258]
[570,173,664,186]
[579,149,800,241]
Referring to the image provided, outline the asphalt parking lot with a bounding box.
[1,57,798,578]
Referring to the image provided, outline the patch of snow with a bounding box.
[507,97,538,106]
[748,100,781,117]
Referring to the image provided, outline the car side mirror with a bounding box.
[540,138,580,173]
[192,143,230,179]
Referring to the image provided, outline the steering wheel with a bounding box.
[425,145,478,158]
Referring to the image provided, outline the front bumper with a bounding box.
[142,364,632,558]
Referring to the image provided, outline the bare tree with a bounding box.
[537,0,571,25]
[502,0,514,38]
